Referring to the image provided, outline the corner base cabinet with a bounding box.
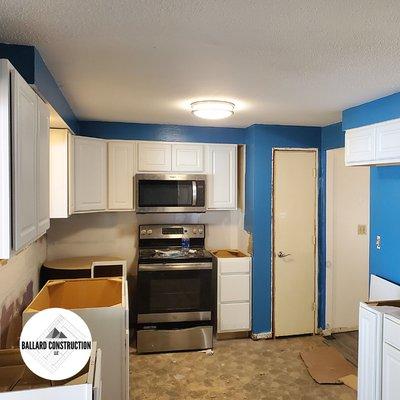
[358,301,400,400]
[213,250,252,333]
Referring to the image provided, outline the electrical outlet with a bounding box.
[358,225,367,235]
[376,235,382,250]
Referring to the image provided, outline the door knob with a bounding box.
[277,251,291,258]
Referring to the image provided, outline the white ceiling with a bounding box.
[1,0,400,128]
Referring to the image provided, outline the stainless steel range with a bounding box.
[136,224,213,354]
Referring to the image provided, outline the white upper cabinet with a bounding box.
[11,69,38,251]
[376,120,400,162]
[346,118,400,166]
[345,125,376,165]
[172,144,204,172]
[108,141,135,210]
[37,97,50,236]
[74,136,107,212]
[137,142,172,172]
[208,145,237,210]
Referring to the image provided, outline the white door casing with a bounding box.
[273,149,317,337]
[326,148,369,332]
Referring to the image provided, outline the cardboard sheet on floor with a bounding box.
[339,374,358,391]
[300,346,357,384]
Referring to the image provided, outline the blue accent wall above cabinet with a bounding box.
[0,43,79,133]
[79,121,246,144]
[342,92,400,130]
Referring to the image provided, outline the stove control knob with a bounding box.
[193,228,198,234]
[140,229,147,235]
[198,228,204,234]
[146,229,153,235]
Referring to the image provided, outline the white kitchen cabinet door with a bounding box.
[208,145,237,209]
[36,97,50,236]
[219,303,251,332]
[382,343,400,400]
[345,126,376,166]
[108,141,135,210]
[137,142,171,172]
[172,144,204,172]
[11,70,38,251]
[74,136,107,212]
[358,303,383,400]
[376,119,400,162]
[220,275,250,302]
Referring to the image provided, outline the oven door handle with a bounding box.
[139,263,212,271]
[192,181,197,206]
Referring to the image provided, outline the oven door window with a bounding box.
[137,269,212,314]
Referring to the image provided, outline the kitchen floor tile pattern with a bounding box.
[130,335,356,400]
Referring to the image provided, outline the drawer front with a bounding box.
[218,258,251,274]
[219,303,250,332]
[220,274,250,302]
[384,316,400,350]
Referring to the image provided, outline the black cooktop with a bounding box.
[138,247,213,264]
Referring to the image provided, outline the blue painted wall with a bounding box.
[318,122,345,328]
[80,121,321,334]
[370,166,400,285]
[343,92,400,130]
[0,43,79,133]
[245,124,321,333]
[343,92,400,288]
[79,121,246,144]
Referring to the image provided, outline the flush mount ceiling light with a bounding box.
[191,100,235,120]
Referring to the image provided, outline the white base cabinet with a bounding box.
[382,315,400,400]
[358,302,384,400]
[213,251,251,333]
[358,301,400,400]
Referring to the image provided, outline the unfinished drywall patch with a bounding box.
[0,237,46,348]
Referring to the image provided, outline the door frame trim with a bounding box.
[271,148,319,337]
[325,147,370,334]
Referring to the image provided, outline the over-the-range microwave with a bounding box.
[135,174,206,213]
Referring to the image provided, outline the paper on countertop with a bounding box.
[371,305,400,318]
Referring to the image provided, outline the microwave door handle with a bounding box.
[192,181,197,206]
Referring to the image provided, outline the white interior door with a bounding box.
[273,150,317,337]
[326,147,369,332]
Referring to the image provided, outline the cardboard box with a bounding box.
[0,345,101,399]
[23,278,128,400]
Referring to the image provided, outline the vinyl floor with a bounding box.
[130,335,357,400]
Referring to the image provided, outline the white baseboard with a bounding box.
[251,331,272,340]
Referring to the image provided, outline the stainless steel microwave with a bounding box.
[135,174,206,213]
